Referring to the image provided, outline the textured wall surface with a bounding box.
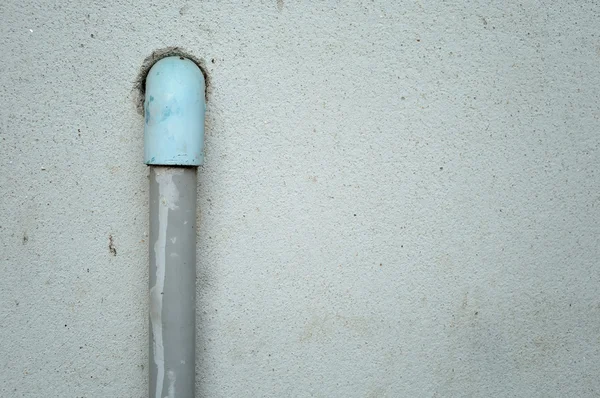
[1,1,599,397]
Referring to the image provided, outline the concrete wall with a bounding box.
[1,1,599,397]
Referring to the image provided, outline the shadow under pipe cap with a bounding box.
[144,56,206,166]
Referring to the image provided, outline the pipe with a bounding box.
[144,55,206,398]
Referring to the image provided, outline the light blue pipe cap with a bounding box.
[144,56,206,166]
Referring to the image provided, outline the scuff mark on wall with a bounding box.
[108,234,117,256]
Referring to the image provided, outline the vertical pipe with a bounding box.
[144,56,205,398]
[149,167,197,398]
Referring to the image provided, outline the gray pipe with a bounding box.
[149,167,197,398]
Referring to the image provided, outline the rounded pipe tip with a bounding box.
[144,56,206,166]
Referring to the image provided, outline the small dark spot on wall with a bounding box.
[80,43,84,48]
[22,232,28,244]
[211,58,215,64]
[90,33,94,38]
[474,311,479,315]
[108,235,117,256]
[15,300,19,306]
[440,166,443,170]
[354,214,357,216]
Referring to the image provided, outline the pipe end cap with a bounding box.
[144,56,206,166]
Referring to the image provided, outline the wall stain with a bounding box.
[108,235,117,256]
[367,387,386,398]
[300,313,369,343]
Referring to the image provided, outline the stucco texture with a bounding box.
[1,1,599,397]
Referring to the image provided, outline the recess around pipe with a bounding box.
[133,47,210,115]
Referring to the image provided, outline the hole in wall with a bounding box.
[132,47,210,115]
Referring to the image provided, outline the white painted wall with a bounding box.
[1,1,599,397]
